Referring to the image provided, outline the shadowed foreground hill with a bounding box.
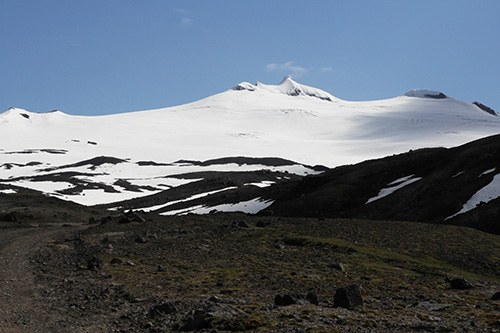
[1,185,500,331]
[265,134,500,234]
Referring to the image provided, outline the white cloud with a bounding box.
[265,61,307,77]
[181,17,194,26]
[321,67,333,72]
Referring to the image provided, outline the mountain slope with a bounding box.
[265,134,500,234]
[1,77,499,207]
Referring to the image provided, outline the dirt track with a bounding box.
[0,226,81,332]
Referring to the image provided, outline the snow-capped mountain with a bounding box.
[1,76,499,209]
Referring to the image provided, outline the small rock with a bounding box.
[237,221,250,228]
[492,292,500,300]
[110,258,123,264]
[328,262,345,272]
[274,293,300,306]
[209,295,223,303]
[256,220,271,227]
[275,243,285,250]
[305,292,319,305]
[416,301,450,311]
[149,302,178,317]
[334,284,363,309]
[118,216,131,224]
[157,265,166,272]
[180,303,245,331]
[126,261,136,266]
[125,210,147,222]
[87,258,104,271]
[449,278,474,290]
[135,236,147,243]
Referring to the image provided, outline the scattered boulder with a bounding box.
[492,291,500,300]
[125,210,147,222]
[328,262,345,272]
[415,301,450,311]
[305,291,319,305]
[149,302,178,317]
[334,284,363,309]
[118,216,131,224]
[87,258,104,271]
[209,295,223,303]
[135,236,147,244]
[256,220,271,227]
[274,293,300,306]
[274,292,318,306]
[449,278,474,290]
[100,216,112,224]
[237,221,250,228]
[110,258,123,264]
[157,265,166,272]
[179,303,246,331]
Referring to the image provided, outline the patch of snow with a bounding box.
[366,175,422,204]
[141,186,238,212]
[446,173,500,220]
[160,197,274,216]
[452,171,466,178]
[479,168,496,177]
[0,189,17,194]
[159,205,205,216]
[244,181,276,188]
[387,174,418,186]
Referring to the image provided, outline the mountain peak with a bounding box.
[233,77,337,102]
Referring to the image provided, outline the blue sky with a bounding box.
[1,1,499,116]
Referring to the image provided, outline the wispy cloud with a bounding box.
[181,17,194,26]
[265,61,307,77]
[321,67,333,73]
[174,8,195,28]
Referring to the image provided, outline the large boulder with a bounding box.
[449,278,474,290]
[334,284,363,309]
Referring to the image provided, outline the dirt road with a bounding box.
[0,226,80,332]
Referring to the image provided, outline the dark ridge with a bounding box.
[473,101,498,116]
[136,161,172,167]
[232,83,255,91]
[424,92,447,99]
[1,162,43,170]
[39,156,127,172]
[265,134,500,235]
[3,149,68,155]
[175,156,300,167]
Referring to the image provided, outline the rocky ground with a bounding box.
[1,193,500,332]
